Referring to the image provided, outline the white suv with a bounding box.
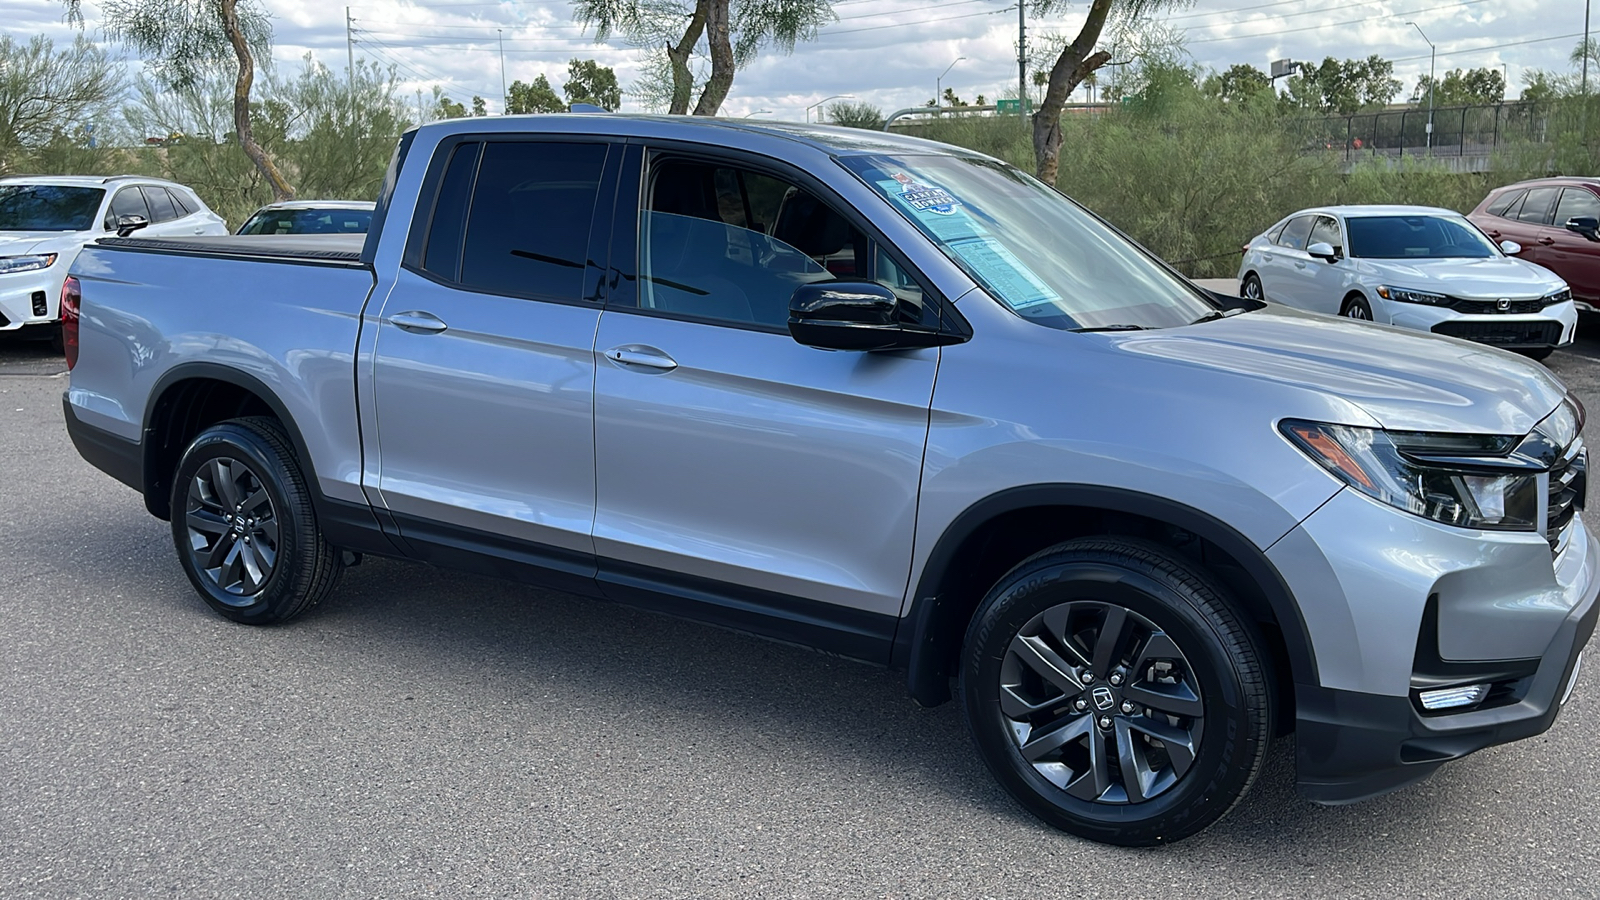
[0,175,227,345]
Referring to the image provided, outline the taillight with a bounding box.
[60,275,80,370]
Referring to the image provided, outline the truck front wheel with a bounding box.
[959,537,1272,846]
[169,417,342,624]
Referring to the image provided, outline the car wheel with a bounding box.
[1341,295,1374,320]
[1518,347,1555,361]
[1240,273,1264,302]
[49,325,64,355]
[169,416,342,624]
[960,537,1272,847]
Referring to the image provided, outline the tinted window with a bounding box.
[107,188,150,229]
[1554,188,1600,226]
[1517,186,1560,224]
[0,185,104,231]
[239,207,373,235]
[1277,215,1314,250]
[459,142,606,300]
[1308,216,1341,251]
[1345,215,1499,259]
[168,189,194,216]
[640,158,863,328]
[1486,189,1525,218]
[422,143,481,281]
[142,186,178,222]
[1265,220,1288,243]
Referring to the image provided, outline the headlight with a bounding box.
[1545,287,1574,305]
[1281,419,1538,530]
[0,253,58,275]
[1375,285,1449,305]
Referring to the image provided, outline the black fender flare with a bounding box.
[894,484,1320,706]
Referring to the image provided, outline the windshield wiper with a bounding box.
[1070,323,1148,332]
[1189,307,1249,325]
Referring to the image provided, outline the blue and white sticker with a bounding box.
[890,172,961,215]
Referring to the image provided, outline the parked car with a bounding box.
[1468,177,1600,314]
[0,175,225,347]
[1238,205,1577,359]
[62,117,1595,846]
[236,200,376,236]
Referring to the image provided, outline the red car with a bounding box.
[1468,177,1600,312]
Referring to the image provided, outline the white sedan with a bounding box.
[1237,204,1577,359]
[0,175,228,347]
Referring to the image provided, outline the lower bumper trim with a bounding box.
[62,394,142,493]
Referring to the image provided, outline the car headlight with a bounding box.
[1545,287,1574,305]
[0,253,58,275]
[1281,419,1539,530]
[1375,285,1449,305]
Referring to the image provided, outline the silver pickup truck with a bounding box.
[63,116,1596,846]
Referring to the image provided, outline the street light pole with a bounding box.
[806,94,853,123]
[498,29,508,114]
[1406,22,1436,153]
[938,56,966,107]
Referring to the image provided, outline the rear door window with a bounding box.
[457,141,608,301]
[1516,187,1560,225]
[1554,188,1600,226]
[1486,189,1525,218]
[1276,215,1314,251]
[141,186,178,223]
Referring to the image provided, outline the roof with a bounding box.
[1298,204,1465,218]
[0,174,191,189]
[415,113,983,159]
[251,200,376,211]
[1496,176,1600,189]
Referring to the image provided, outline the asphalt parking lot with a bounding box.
[6,324,1600,899]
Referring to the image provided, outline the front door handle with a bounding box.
[604,345,678,371]
[1539,236,1557,245]
[388,310,449,334]
[1488,230,1502,239]
[1294,261,1308,269]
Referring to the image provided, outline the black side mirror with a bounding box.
[1566,216,1600,242]
[788,282,963,352]
[115,214,150,238]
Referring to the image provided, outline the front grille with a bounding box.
[1446,296,1551,314]
[1548,442,1587,551]
[1432,320,1562,347]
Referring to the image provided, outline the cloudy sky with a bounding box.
[3,0,1593,120]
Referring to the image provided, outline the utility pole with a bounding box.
[1017,0,1027,125]
[1585,0,1592,98]
[345,7,355,92]
[417,88,424,124]
[1406,21,1435,154]
[498,29,508,114]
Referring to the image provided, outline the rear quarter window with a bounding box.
[1485,189,1525,218]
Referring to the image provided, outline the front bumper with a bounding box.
[1383,299,1578,350]
[0,268,65,330]
[1295,580,1596,804]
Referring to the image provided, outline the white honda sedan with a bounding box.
[1237,204,1577,359]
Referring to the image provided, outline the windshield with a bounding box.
[1345,215,1499,259]
[841,154,1216,331]
[238,207,373,235]
[0,185,105,232]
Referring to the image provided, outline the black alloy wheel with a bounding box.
[961,537,1272,846]
[170,417,342,624]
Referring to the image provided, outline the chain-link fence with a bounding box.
[1293,103,1547,161]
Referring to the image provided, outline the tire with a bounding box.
[49,324,64,355]
[959,537,1272,846]
[169,416,342,624]
[1240,273,1264,302]
[1518,347,1555,361]
[1340,295,1373,321]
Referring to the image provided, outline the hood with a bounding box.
[1109,305,1567,435]
[1355,255,1566,298]
[0,232,71,255]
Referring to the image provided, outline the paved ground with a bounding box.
[6,323,1600,899]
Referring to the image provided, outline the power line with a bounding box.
[818,6,1007,37]
[1184,0,1494,45]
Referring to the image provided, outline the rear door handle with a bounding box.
[1539,236,1556,245]
[605,345,677,371]
[388,310,448,334]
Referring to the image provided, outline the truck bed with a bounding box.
[95,234,367,267]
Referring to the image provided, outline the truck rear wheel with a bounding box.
[959,537,1272,846]
[169,417,342,624]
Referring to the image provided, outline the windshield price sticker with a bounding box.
[948,236,1062,310]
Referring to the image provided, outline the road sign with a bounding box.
[996,99,1031,114]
